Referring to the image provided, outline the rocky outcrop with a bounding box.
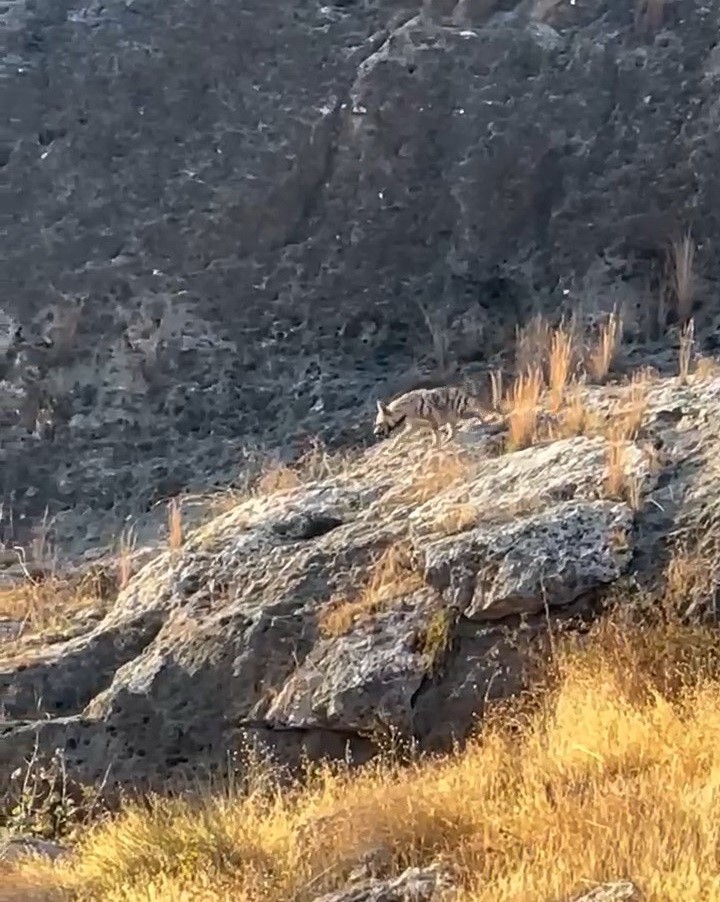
[2,0,720,552]
[2,373,720,788]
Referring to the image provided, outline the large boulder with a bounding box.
[2,374,720,788]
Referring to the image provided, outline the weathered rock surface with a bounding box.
[0,834,68,864]
[568,882,640,902]
[311,866,452,902]
[2,0,720,551]
[2,374,720,787]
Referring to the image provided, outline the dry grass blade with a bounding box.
[556,384,602,439]
[603,436,627,501]
[377,449,474,508]
[167,498,184,551]
[586,311,621,384]
[547,326,575,412]
[117,526,136,591]
[678,318,695,384]
[669,232,695,325]
[319,542,423,636]
[504,367,543,451]
[489,369,503,412]
[515,313,551,378]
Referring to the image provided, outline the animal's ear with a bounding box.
[376,400,386,414]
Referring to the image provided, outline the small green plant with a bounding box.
[3,747,112,842]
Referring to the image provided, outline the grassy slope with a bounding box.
[6,611,720,902]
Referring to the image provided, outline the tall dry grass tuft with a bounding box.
[515,313,552,377]
[167,498,184,551]
[607,369,649,443]
[603,434,628,501]
[504,367,543,451]
[117,526,136,592]
[319,542,423,636]
[678,318,695,384]
[586,311,621,383]
[547,326,575,412]
[555,384,602,439]
[669,232,695,325]
[489,369,503,412]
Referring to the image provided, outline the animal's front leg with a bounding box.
[445,421,456,443]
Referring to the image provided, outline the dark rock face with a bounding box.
[1,0,720,546]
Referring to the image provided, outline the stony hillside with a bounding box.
[2,0,720,554]
[3,354,720,790]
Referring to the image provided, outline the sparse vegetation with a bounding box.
[586,310,621,384]
[504,366,543,451]
[319,542,423,637]
[166,497,184,551]
[427,501,479,537]
[547,324,575,412]
[0,571,111,646]
[603,431,630,501]
[416,606,453,674]
[376,447,475,508]
[678,318,695,384]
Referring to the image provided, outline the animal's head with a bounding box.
[373,399,394,439]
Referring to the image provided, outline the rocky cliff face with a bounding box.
[2,372,719,789]
[1,0,720,552]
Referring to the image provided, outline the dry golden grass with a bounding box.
[678,319,695,384]
[606,371,649,444]
[603,433,629,501]
[515,313,552,377]
[254,462,302,496]
[693,355,720,381]
[319,542,424,637]
[504,367,543,451]
[426,502,479,537]
[552,384,602,439]
[377,448,475,509]
[116,527,136,592]
[547,326,575,412]
[166,498,184,551]
[586,311,621,384]
[10,610,720,902]
[0,572,110,645]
